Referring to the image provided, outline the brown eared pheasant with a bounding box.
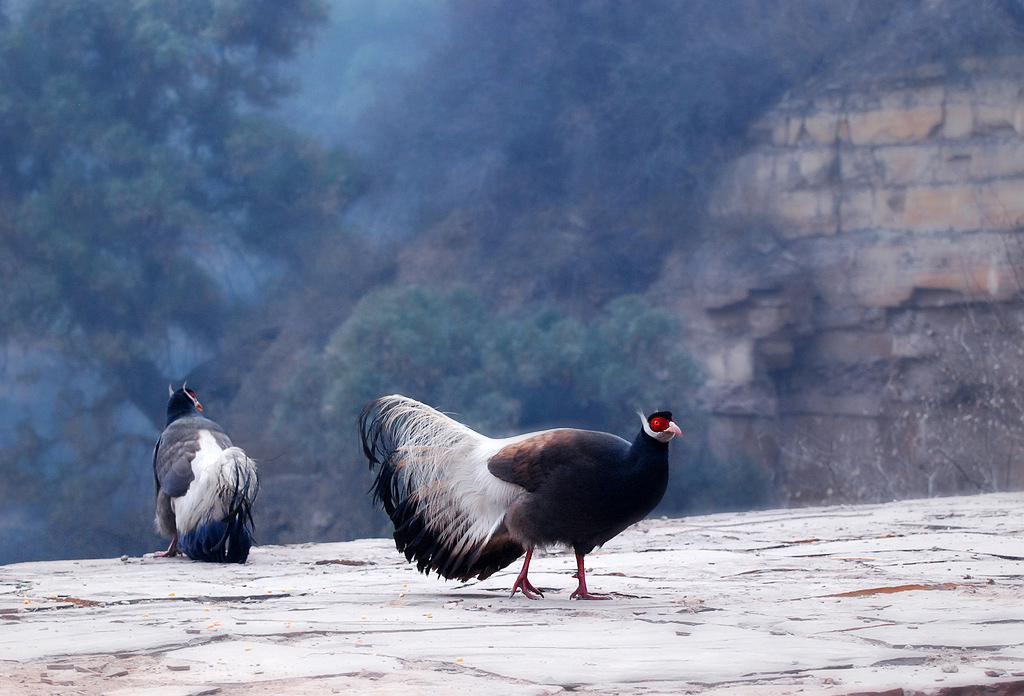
[359,394,681,599]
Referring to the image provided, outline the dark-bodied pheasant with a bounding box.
[359,395,681,599]
[152,385,259,563]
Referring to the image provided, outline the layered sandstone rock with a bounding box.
[666,57,1024,505]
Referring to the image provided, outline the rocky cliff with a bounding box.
[664,56,1024,505]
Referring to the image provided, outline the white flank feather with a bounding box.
[172,430,257,533]
[376,396,533,557]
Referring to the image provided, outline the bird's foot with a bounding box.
[154,537,179,558]
[570,565,610,599]
[510,575,544,599]
[570,586,611,600]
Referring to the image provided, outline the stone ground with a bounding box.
[2,492,1023,696]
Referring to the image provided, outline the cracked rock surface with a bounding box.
[2,492,1023,695]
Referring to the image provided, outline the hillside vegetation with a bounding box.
[2,0,1022,563]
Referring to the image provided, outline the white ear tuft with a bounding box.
[639,410,653,437]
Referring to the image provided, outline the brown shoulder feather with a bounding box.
[487,429,628,491]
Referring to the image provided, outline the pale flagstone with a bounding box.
[1,492,1023,695]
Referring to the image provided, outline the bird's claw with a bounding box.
[511,577,544,599]
[570,588,611,600]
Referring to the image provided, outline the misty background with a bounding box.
[3,0,1024,565]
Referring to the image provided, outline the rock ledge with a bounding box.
[2,492,1023,695]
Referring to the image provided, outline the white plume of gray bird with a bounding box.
[152,384,259,563]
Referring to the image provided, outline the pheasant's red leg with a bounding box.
[570,553,610,600]
[510,548,544,599]
[155,535,179,558]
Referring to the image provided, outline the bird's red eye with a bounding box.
[649,416,668,432]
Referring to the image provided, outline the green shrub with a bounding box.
[301,285,697,436]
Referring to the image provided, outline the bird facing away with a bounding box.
[359,394,682,599]
[152,385,259,563]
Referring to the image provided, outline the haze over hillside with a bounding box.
[3,0,1024,565]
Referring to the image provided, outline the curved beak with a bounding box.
[668,421,683,438]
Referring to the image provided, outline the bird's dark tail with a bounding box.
[179,448,259,563]
[359,395,525,581]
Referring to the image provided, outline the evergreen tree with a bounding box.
[0,0,356,562]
